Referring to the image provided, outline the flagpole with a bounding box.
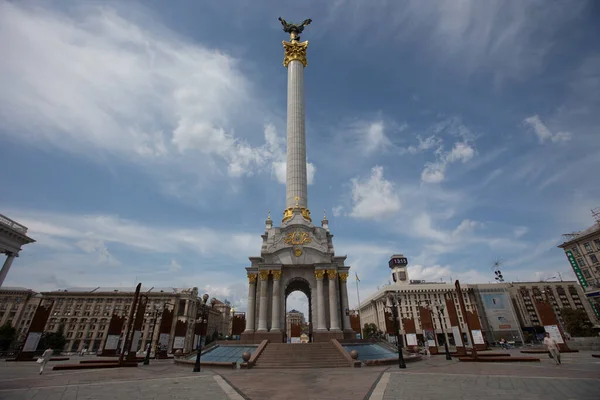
[356,273,364,339]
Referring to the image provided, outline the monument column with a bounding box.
[315,270,326,330]
[244,273,257,333]
[270,270,282,331]
[256,271,270,332]
[0,253,16,287]
[339,273,352,331]
[279,18,313,223]
[327,270,341,331]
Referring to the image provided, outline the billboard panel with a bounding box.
[480,292,519,332]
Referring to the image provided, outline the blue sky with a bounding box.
[1,0,599,316]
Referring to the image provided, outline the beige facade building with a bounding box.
[0,286,233,354]
[0,287,41,341]
[285,309,305,336]
[558,216,600,320]
[358,281,478,344]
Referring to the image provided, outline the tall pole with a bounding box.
[392,299,406,369]
[356,275,364,339]
[455,280,477,359]
[143,307,160,366]
[119,283,141,366]
[437,309,452,360]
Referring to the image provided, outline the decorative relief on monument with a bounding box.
[314,270,325,280]
[294,248,302,257]
[326,270,337,279]
[339,272,349,282]
[247,273,258,283]
[259,270,270,281]
[284,230,312,246]
[271,270,282,280]
[282,40,309,68]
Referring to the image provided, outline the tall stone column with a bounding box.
[270,270,282,331]
[0,253,16,287]
[283,41,309,210]
[339,273,352,331]
[327,270,341,331]
[315,270,326,330]
[256,270,270,332]
[244,273,257,333]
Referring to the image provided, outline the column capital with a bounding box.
[326,269,337,279]
[259,270,270,281]
[339,272,349,282]
[247,273,258,283]
[314,270,325,280]
[282,40,308,68]
[271,270,282,281]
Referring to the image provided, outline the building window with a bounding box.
[594,239,600,251]
[577,258,586,267]
[584,242,593,253]
[590,254,599,264]
[583,269,592,279]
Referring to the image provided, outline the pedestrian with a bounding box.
[543,332,561,365]
[38,347,54,375]
[424,340,431,358]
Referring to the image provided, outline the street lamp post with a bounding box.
[193,294,216,373]
[385,293,406,369]
[143,305,161,366]
[433,301,452,360]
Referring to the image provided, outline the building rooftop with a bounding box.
[0,287,36,293]
[559,223,600,247]
[41,286,196,294]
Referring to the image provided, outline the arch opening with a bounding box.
[284,277,312,343]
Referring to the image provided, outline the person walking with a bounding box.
[424,340,431,358]
[39,347,54,375]
[543,332,561,365]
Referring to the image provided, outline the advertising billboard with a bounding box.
[481,292,518,331]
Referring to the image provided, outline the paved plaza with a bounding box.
[0,350,598,400]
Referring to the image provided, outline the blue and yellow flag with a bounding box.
[355,272,360,282]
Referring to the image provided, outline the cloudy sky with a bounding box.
[1,0,599,317]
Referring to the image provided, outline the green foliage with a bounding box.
[363,323,384,339]
[561,308,595,337]
[38,323,67,351]
[0,322,17,351]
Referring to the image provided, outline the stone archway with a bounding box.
[284,277,312,342]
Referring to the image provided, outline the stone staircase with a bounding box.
[253,342,350,368]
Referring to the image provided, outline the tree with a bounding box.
[0,322,16,351]
[363,323,384,339]
[38,323,67,351]
[561,308,595,337]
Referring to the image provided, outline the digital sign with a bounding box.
[389,257,408,268]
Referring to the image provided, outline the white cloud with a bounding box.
[514,226,528,239]
[401,135,442,155]
[346,166,401,219]
[6,209,260,258]
[332,205,344,217]
[327,1,586,81]
[362,121,392,153]
[0,2,282,188]
[523,115,572,144]
[421,162,446,184]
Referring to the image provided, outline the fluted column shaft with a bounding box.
[270,271,282,331]
[0,253,16,287]
[315,270,326,330]
[327,270,341,330]
[256,271,269,331]
[339,273,352,331]
[285,59,308,209]
[244,274,257,332]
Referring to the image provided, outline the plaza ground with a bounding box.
[0,350,598,400]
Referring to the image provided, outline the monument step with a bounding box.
[254,341,350,368]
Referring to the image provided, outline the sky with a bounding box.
[1,0,600,318]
